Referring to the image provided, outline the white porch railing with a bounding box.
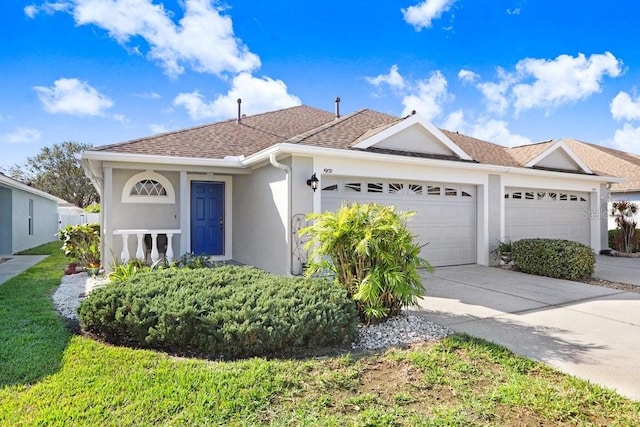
[113,229,182,264]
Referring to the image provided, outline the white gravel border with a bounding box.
[52,272,109,320]
[52,274,452,349]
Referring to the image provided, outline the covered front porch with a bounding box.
[94,165,236,271]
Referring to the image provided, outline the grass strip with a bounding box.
[0,241,71,387]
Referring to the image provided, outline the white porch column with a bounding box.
[136,233,145,260]
[180,171,189,256]
[150,233,159,263]
[166,233,175,262]
[120,234,130,263]
[103,166,114,271]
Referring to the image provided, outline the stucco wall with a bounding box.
[233,160,289,275]
[290,156,314,275]
[10,188,58,253]
[110,169,181,259]
[0,187,12,253]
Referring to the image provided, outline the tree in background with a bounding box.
[7,141,98,208]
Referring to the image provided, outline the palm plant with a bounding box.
[300,203,432,322]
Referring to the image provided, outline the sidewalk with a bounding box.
[0,255,47,285]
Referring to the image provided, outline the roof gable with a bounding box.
[523,140,593,174]
[351,113,473,160]
[563,139,640,192]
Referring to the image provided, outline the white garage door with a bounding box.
[321,176,476,267]
[505,188,590,245]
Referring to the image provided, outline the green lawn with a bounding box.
[1,242,639,426]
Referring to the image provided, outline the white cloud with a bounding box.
[401,71,451,120]
[366,64,405,91]
[402,0,457,30]
[472,52,623,116]
[506,8,520,15]
[470,118,531,147]
[511,52,622,113]
[134,92,161,99]
[366,66,452,121]
[24,1,71,17]
[24,5,38,18]
[610,91,640,121]
[174,73,301,121]
[458,69,479,84]
[150,123,169,134]
[112,113,128,123]
[0,127,42,144]
[612,123,640,153]
[438,109,531,148]
[477,68,515,114]
[33,78,114,116]
[39,0,260,77]
[441,109,465,131]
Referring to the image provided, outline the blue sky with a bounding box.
[3,0,640,170]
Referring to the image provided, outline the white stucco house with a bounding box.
[0,172,60,254]
[80,104,620,275]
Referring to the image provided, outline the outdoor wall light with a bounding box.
[306,173,319,192]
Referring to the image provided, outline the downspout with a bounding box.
[269,153,293,275]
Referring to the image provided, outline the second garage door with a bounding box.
[505,187,590,245]
[320,176,476,267]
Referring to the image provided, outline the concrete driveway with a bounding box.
[412,265,640,401]
[594,254,640,286]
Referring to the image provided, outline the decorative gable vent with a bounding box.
[122,171,175,204]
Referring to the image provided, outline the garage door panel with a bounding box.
[505,187,590,245]
[321,178,476,267]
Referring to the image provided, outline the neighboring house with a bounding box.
[57,202,100,229]
[0,172,59,254]
[80,105,620,275]
[517,139,640,230]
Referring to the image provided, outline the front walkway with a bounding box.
[0,255,47,285]
[411,265,640,400]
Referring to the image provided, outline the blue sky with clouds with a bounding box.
[2,0,640,170]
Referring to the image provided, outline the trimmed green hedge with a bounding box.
[79,266,358,359]
[512,238,595,280]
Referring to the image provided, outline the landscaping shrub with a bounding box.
[511,238,595,280]
[300,203,432,322]
[78,266,358,359]
[57,223,101,267]
[171,252,222,269]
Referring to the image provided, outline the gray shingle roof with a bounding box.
[95,105,336,158]
[93,105,634,184]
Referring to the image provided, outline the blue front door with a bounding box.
[191,181,224,255]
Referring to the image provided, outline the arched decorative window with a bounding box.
[122,171,175,204]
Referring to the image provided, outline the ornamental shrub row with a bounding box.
[78,265,358,359]
[512,238,595,280]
